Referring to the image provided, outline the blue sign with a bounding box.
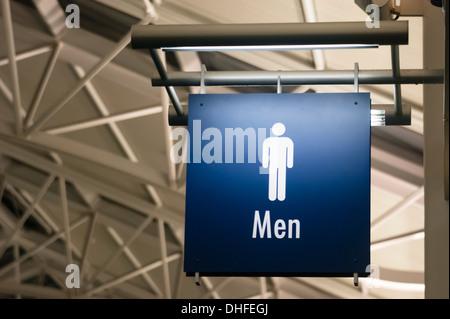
[183,93,371,277]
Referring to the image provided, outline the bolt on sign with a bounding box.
[181,93,371,277]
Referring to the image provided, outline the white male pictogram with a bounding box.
[262,123,294,201]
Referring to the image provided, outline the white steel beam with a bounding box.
[87,215,155,284]
[0,76,13,104]
[0,215,90,277]
[4,132,169,190]
[0,174,56,258]
[10,187,85,260]
[201,278,231,299]
[45,106,163,135]
[158,219,171,298]
[300,0,326,70]
[0,175,6,201]
[371,229,424,251]
[24,43,63,128]
[0,45,53,67]
[6,186,53,235]
[85,253,181,297]
[71,64,164,206]
[80,212,97,282]
[159,51,177,188]
[371,185,424,232]
[0,140,185,227]
[19,189,60,233]
[13,243,21,299]
[59,176,73,266]
[31,0,67,38]
[94,0,155,19]
[1,0,23,135]
[106,226,163,297]
[25,14,155,136]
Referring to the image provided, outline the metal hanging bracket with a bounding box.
[277,75,282,94]
[200,64,207,94]
[195,272,201,286]
[134,22,434,127]
[354,62,359,93]
[354,272,359,287]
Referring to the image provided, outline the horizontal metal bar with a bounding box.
[168,104,411,127]
[131,21,408,49]
[45,106,163,135]
[162,44,379,52]
[152,69,444,87]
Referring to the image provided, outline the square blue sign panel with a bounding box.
[183,93,371,277]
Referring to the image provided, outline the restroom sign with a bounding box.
[182,93,371,277]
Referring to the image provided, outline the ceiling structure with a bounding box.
[0,0,429,299]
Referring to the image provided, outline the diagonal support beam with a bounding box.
[24,14,155,136]
[0,175,6,202]
[0,173,56,258]
[70,65,163,206]
[87,215,154,285]
[59,176,73,266]
[24,42,63,128]
[371,185,424,232]
[158,219,171,298]
[45,105,163,135]
[1,0,23,135]
[0,140,185,227]
[0,215,90,277]
[159,51,177,188]
[6,185,53,235]
[80,212,98,283]
[106,226,163,297]
[0,45,53,67]
[84,253,180,297]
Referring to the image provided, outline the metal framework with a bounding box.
[0,0,430,299]
[131,21,443,127]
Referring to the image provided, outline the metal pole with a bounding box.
[6,186,53,235]
[80,212,97,283]
[131,21,408,49]
[87,215,154,285]
[0,215,90,277]
[391,45,403,116]
[106,227,163,297]
[371,229,424,251]
[85,253,181,297]
[0,140,184,227]
[149,49,184,116]
[70,65,164,206]
[151,69,444,87]
[45,106,163,135]
[24,42,63,128]
[201,278,232,299]
[159,51,177,187]
[158,219,171,298]
[371,186,424,232]
[24,14,154,137]
[0,45,53,67]
[0,174,56,258]
[1,0,23,135]
[59,176,73,266]
[0,175,6,202]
